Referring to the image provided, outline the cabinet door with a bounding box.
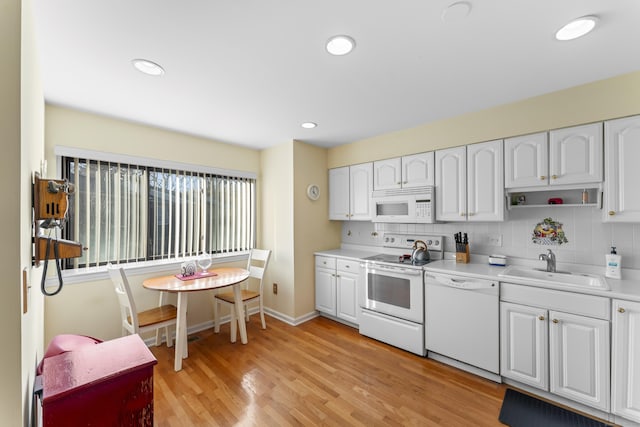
[435,146,466,221]
[402,152,434,188]
[549,310,610,412]
[604,115,640,222]
[504,133,548,188]
[373,158,402,191]
[349,163,373,220]
[315,267,336,316]
[500,302,548,390]
[612,299,640,423]
[467,140,504,221]
[549,123,603,186]
[336,271,359,324]
[329,167,350,220]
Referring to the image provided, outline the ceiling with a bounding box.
[31,1,640,150]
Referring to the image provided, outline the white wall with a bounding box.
[341,206,640,272]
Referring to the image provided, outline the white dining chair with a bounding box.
[213,249,271,340]
[107,264,177,347]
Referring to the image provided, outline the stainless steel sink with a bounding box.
[498,266,610,291]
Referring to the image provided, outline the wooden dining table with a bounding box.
[143,267,250,371]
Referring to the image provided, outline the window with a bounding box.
[62,156,256,269]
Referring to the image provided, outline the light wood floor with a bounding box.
[150,315,507,426]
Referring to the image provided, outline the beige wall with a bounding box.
[20,1,46,425]
[328,70,640,168]
[0,0,46,424]
[42,106,262,343]
[292,141,341,317]
[45,105,260,174]
[260,142,295,317]
[0,0,24,422]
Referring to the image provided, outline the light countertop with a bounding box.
[315,248,640,303]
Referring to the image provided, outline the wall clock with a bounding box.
[306,184,320,200]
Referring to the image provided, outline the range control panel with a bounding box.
[383,234,443,252]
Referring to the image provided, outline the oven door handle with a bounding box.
[370,266,422,276]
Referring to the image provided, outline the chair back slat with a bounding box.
[244,249,271,293]
[107,264,139,333]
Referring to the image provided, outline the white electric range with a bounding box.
[359,234,443,355]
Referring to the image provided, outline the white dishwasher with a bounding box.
[425,271,500,380]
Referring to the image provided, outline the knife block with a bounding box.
[456,244,470,263]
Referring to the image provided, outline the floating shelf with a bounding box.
[506,186,602,210]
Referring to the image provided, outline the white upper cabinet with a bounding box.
[373,157,402,191]
[373,152,434,190]
[467,140,504,221]
[402,152,435,188]
[504,132,548,188]
[505,123,602,189]
[604,115,640,222]
[329,166,350,220]
[549,123,603,186]
[436,140,504,222]
[436,146,466,222]
[329,163,373,221]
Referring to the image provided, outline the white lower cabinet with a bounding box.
[315,256,336,316]
[336,259,359,324]
[500,284,611,412]
[612,299,640,423]
[548,310,610,412]
[315,256,361,325]
[500,302,548,390]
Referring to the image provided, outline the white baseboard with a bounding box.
[143,307,320,346]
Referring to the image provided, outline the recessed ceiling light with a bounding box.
[301,122,317,129]
[132,59,165,76]
[441,1,472,23]
[326,35,355,56]
[555,16,597,41]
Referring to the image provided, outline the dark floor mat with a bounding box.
[499,388,613,427]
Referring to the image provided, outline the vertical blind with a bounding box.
[63,157,255,269]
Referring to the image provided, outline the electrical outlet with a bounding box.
[488,234,503,247]
[272,283,278,294]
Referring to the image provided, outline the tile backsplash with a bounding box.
[341,207,640,270]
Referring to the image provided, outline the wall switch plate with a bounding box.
[272,283,278,294]
[488,234,503,247]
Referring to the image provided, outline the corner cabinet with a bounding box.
[504,123,603,189]
[373,152,434,191]
[314,255,361,326]
[612,299,640,423]
[329,163,373,221]
[435,139,504,222]
[604,115,640,222]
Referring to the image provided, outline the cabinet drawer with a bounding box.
[337,259,361,273]
[501,283,610,320]
[316,256,336,269]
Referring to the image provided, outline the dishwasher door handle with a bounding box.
[426,274,496,290]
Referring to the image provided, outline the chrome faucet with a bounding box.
[539,249,556,272]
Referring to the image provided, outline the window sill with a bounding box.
[45,251,250,286]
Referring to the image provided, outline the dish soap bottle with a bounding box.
[605,246,622,279]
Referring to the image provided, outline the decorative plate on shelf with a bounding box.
[532,217,568,245]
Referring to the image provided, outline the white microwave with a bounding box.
[371,186,435,223]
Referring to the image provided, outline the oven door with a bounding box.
[363,263,424,323]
